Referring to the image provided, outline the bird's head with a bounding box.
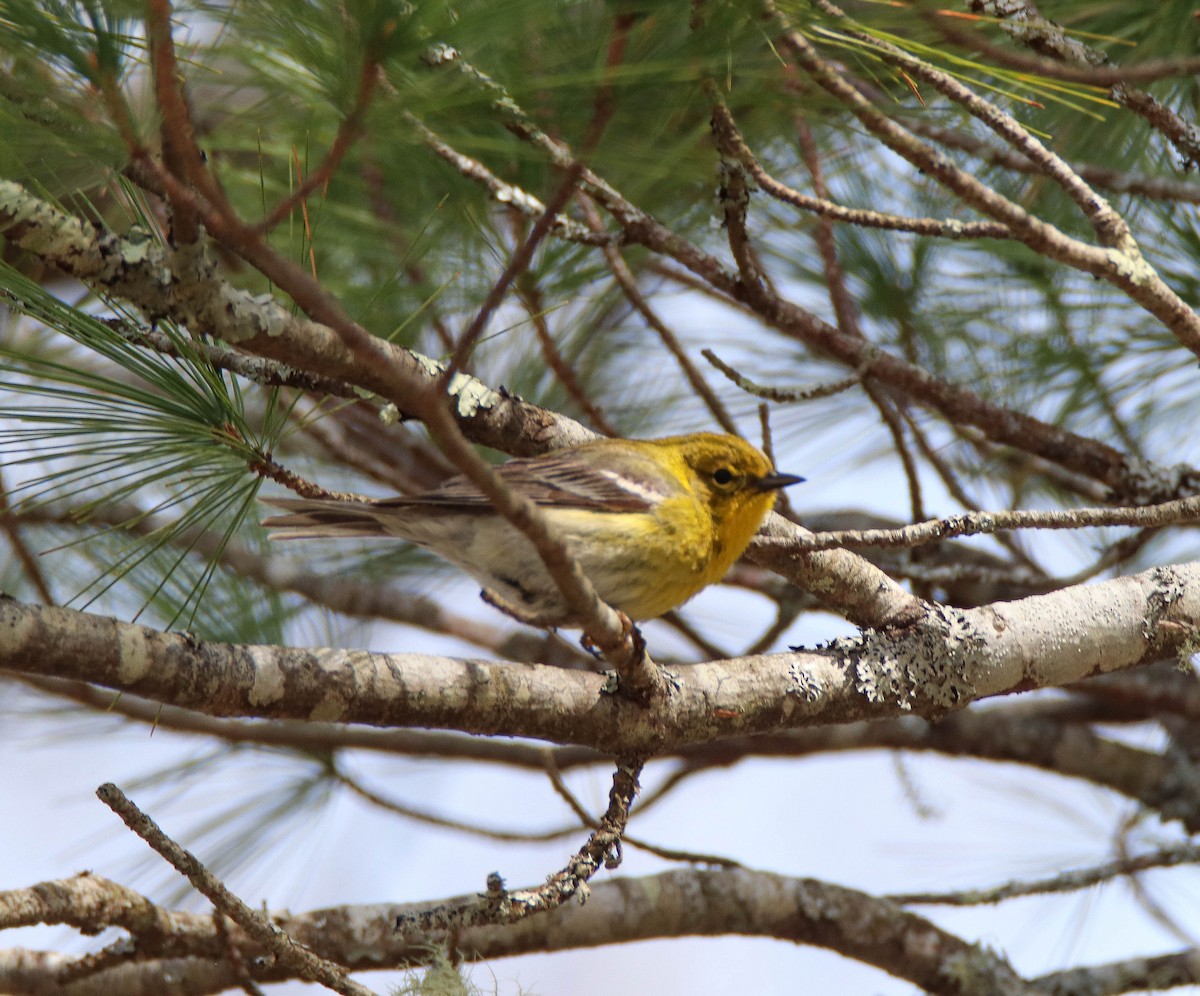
[671,432,803,539]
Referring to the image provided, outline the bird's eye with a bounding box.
[712,467,735,485]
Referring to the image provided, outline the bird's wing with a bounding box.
[371,448,672,513]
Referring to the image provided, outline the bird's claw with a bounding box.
[580,610,643,660]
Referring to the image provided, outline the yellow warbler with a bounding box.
[262,432,802,627]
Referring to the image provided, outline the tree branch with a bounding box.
[1,562,1197,752]
[0,868,1044,996]
[96,784,375,996]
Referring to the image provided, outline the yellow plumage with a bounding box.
[262,432,802,627]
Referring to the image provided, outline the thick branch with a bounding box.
[25,676,1200,829]
[0,179,595,459]
[1,563,1197,752]
[0,869,1038,996]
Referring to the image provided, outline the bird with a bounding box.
[261,432,802,629]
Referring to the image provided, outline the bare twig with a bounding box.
[903,113,1200,204]
[0,468,53,603]
[518,277,619,436]
[542,755,739,868]
[891,842,1200,907]
[703,349,861,403]
[729,107,1014,241]
[96,783,375,996]
[404,114,613,245]
[438,9,631,397]
[395,759,642,935]
[255,58,380,233]
[796,494,1200,551]
[441,159,588,385]
[903,412,1045,574]
[788,112,926,524]
[578,194,741,435]
[333,766,584,843]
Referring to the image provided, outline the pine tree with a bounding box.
[2,1,1200,993]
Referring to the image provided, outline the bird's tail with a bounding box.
[260,497,391,540]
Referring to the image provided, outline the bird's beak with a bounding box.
[754,471,805,492]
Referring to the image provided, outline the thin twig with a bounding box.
[790,112,925,523]
[903,411,1044,574]
[0,467,54,603]
[255,58,379,233]
[251,455,369,501]
[742,596,803,656]
[440,10,629,389]
[147,0,199,243]
[517,277,619,436]
[96,783,376,996]
[543,754,739,867]
[395,759,642,935]
[103,318,373,400]
[440,159,588,386]
[334,766,584,843]
[891,841,1200,907]
[702,349,861,403]
[870,387,926,524]
[404,113,613,245]
[797,494,1200,551]
[734,120,1013,242]
[1114,810,1196,947]
[659,610,734,662]
[579,195,740,435]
